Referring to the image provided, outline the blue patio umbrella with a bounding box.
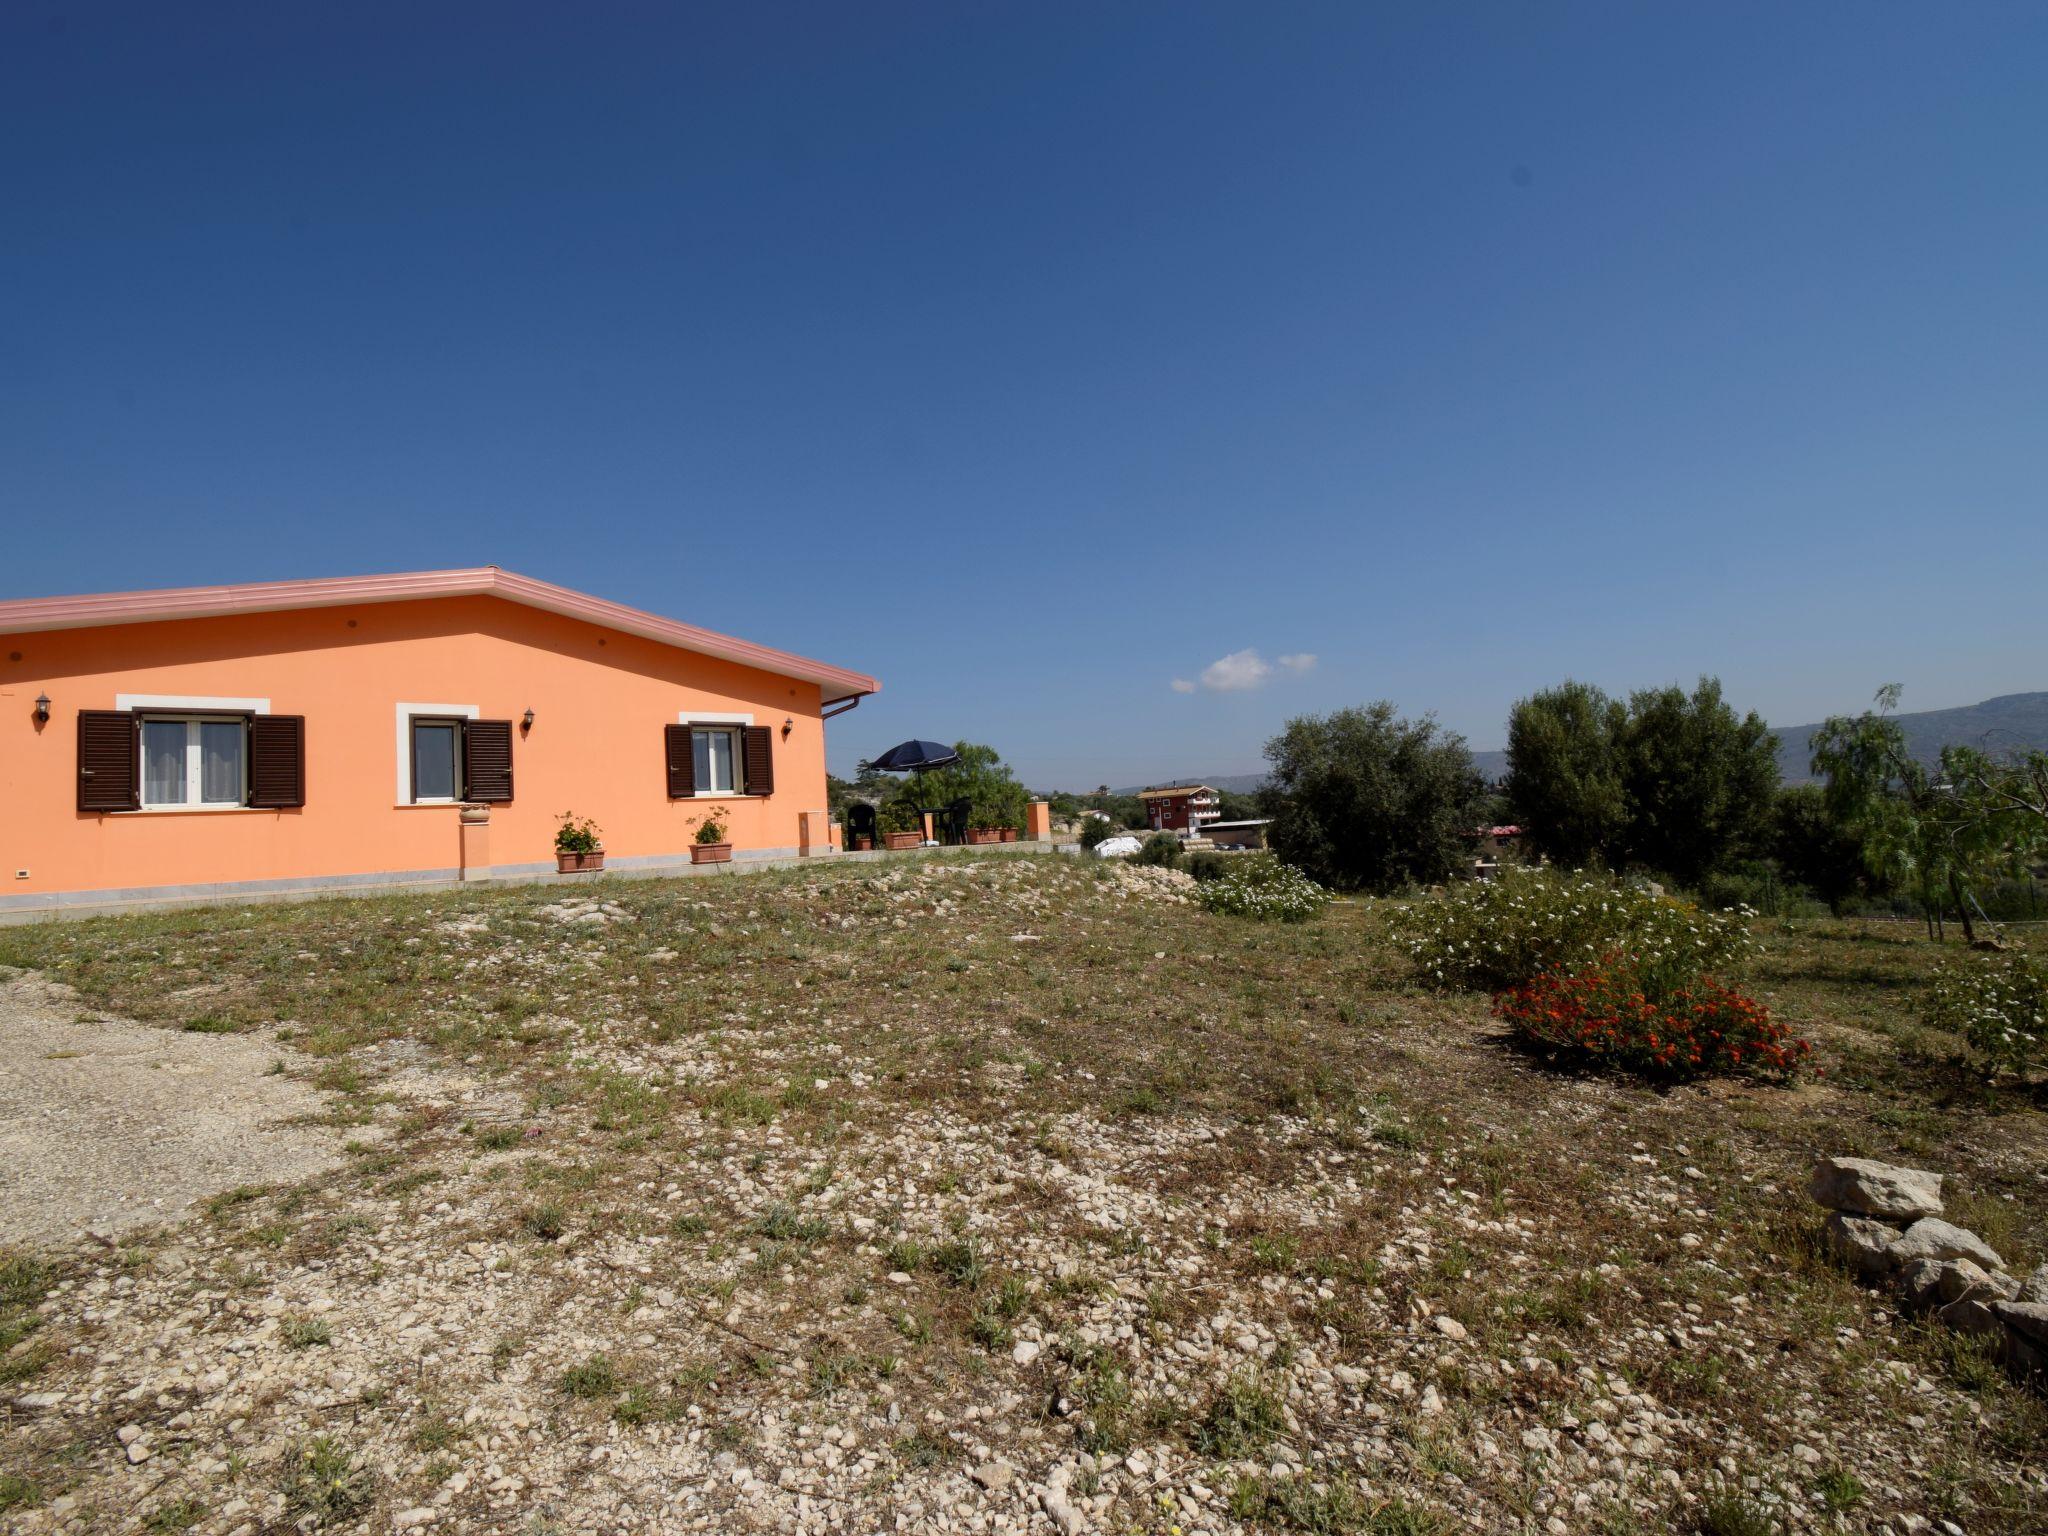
[865,739,961,773]
[863,740,962,845]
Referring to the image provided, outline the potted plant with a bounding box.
[879,801,922,851]
[965,817,1003,845]
[555,812,604,873]
[999,824,1019,843]
[689,810,732,864]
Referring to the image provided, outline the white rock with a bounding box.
[1432,1315,1468,1342]
[1809,1157,1944,1220]
[1825,1212,1903,1276]
[1889,1218,2002,1272]
[1995,1300,2048,1346]
[1012,1340,1041,1366]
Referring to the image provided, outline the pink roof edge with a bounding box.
[0,565,880,703]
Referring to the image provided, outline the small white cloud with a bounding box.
[1169,677,1197,694]
[1200,648,1273,692]
[1278,653,1318,674]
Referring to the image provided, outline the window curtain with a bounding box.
[201,721,243,804]
[142,720,186,805]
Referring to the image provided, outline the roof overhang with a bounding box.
[0,566,880,705]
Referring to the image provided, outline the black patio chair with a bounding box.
[844,803,879,849]
[937,798,972,846]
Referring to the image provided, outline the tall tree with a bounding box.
[1616,678,1778,887]
[1810,686,2008,942]
[1504,681,1628,868]
[1770,784,1878,914]
[1262,704,1484,892]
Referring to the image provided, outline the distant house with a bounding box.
[1139,783,1220,834]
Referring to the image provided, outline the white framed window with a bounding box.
[411,717,464,803]
[139,715,247,809]
[394,702,480,804]
[692,727,739,795]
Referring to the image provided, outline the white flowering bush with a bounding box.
[1927,952,2046,1079]
[1392,867,1756,995]
[1197,855,1333,923]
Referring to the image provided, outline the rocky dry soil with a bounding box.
[0,853,2043,1536]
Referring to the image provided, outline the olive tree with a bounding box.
[1262,704,1485,892]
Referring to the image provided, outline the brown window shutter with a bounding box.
[665,723,695,798]
[77,709,139,812]
[463,719,515,803]
[742,725,774,797]
[247,715,306,808]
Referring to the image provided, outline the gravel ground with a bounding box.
[0,968,345,1248]
[0,860,2041,1535]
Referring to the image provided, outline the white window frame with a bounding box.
[137,714,250,811]
[395,702,479,806]
[677,711,753,798]
[692,726,741,796]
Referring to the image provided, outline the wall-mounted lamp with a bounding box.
[33,693,50,725]
[521,708,536,733]
[782,716,794,738]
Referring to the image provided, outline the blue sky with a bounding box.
[5,4,2045,789]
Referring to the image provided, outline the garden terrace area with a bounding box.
[0,856,2043,1534]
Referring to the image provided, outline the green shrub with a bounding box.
[1197,855,1333,923]
[1186,851,1230,883]
[1926,951,2046,1079]
[1697,865,1828,919]
[1392,868,1754,994]
[1134,833,1184,868]
[1078,817,1115,850]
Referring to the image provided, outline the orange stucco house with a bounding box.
[0,568,878,918]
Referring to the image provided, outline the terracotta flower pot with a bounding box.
[999,827,1018,843]
[690,842,733,865]
[966,828,1002,845]
[884,830,922,851]
[852,835,873,851]
[556,848,604,873]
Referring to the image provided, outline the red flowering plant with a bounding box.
[1493,951,1812,1080]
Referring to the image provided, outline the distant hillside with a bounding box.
[1769,691,2048,783]
[1108,693,2048,797]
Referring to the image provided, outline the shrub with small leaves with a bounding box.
[1926,951,2046,1079]
[1197,855,1333,924]
[1393,867,1754,994]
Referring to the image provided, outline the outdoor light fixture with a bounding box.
[782,716,794,737]
[521,708,535,733]
[33,693,50,724]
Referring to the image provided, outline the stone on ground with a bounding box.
[1824,1212,1904,1275]
[1808,1156,1944,1221]
[1888,1217,2002,1272]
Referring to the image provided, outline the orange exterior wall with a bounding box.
[1,595,846,898]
